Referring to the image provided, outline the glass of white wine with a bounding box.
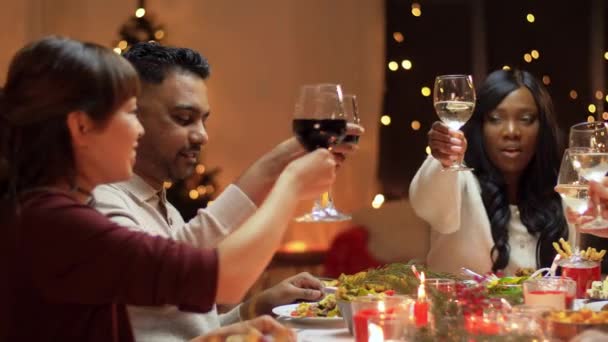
[555,148,590,247]
[433,74,476,171]
[568,122,608,229]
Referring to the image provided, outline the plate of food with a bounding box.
[485,276,528,305]
[586,276,608,301]
[272,294,342,323]
[584,301,608,312]
[545,309,608,340]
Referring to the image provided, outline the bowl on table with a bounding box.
[544,309,608,340]
[336,300,353,334]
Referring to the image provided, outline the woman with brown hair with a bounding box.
[0,36,336,341]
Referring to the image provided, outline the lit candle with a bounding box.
[464,315,500,335]
[353,301,386,342]
[368,321,384,342]
[414,271,429,327]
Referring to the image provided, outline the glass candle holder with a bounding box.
[350,295,413,342]
[523,276,576,310]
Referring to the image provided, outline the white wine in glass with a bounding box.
[568,121,608,230]
[433,74,476,171]
[555,148,591,250]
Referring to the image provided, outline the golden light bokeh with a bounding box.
[596,91,604,100]
[154,30,165,40]
[542,75,551,85]
[195,164,206,174]
[163,181,172,189]
[388,61,399,71]
[426,146,431,155]
[523,53,532,63]
[589,104,597,113]
[569,90,578,100]
[588,115,596,122]
[372,194,385,209]
[502,65,511,71]
[188,189,199,200]
[135,8,146,18]
[401,59,413,70]
[113,47,122,54]
[411,120,421,130]
[380,115,392,126]
[421,87,431,97]
[411,3,422,17]
[393,32,404,43]
[282,240,308,253]
[196,185,207,195]
[603,112,608,120]
[526,13,535,23]
[531,50,540,59]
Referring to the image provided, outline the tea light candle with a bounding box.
[464,315,500,335]
[353,301,388,342]
[414,272,429,327]
[368,321,384,342]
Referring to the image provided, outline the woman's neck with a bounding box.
[503,173,519,205]
[50,179,94,204]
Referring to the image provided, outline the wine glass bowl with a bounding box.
[567,122,608,229]
[342,94,360,144]
[433,74,476,171]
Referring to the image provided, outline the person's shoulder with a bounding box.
[94,183,128,199]
[23,190,83,211]
[21,191,111,230]
[93,183,134,207]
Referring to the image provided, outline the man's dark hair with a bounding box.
[123,42,210,84]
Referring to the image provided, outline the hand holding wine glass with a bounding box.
[568,122,608,229]
[292,83,350,222]
[433,74,476,171]
[428,121,467,168]
[555,148,592,248]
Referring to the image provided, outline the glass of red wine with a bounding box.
[292,83,349,222]
[342,94,360,144]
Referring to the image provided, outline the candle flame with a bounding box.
[411,265,420,279]
[418,272,426,301]
[378,300,386,313]
[368,322,384,342]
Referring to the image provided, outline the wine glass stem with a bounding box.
[315,190,334,210]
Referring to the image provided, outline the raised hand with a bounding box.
[428,121,467,168]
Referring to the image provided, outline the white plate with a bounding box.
[584,300,608,312]
[323,286,337,294]
[272,303,343,323]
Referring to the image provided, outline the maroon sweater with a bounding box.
[0,191,218,341]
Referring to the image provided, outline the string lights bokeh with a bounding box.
[113,0,166,54]
[380,1,605,200]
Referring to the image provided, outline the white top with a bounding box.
[409,156,573,276]
[93,175,257,342]
[506,205,538,274]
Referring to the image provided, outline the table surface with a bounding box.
[278,318,352,342]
